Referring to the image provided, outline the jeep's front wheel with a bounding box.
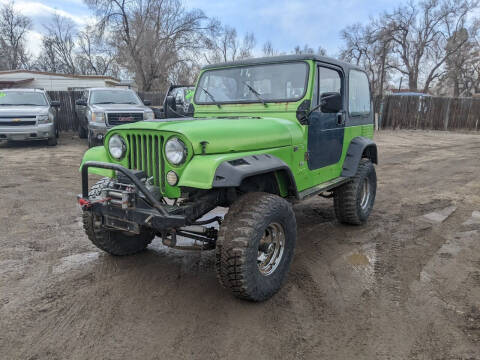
[333,159,376,225]
[215,192,297,301]
[82,178,154,255]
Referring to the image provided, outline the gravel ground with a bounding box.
[0,130,479,360]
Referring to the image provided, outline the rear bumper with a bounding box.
[0,123,55,141]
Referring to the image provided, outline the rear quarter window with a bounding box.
[349,70,371,116]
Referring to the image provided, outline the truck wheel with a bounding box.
[87,131,94,148]
[82,178,154,255]
[334,159,376,225]
[216,192,297,301]
[47,136,57,146]
[78,124,87,139]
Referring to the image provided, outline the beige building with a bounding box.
[0,70,136,91]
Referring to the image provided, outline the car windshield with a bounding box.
[194,62,309,104]
[0,91,48,106]
[90,90,141,105]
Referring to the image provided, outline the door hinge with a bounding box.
[304,152,310,161]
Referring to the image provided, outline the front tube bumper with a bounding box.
[80,161,185,229]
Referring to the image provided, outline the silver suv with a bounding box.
[0,88,60,146]
[75,88,153,147]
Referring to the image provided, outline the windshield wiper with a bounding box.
[93,102,116,104]
[12,103,43,106]
[200,87,221,108]
[242,81,267,107]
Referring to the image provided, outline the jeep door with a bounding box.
[307,64,345,170]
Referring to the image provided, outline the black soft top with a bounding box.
[201,54,362,72]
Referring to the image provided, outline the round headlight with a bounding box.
[165,137,187,165]
[108,134,126,160]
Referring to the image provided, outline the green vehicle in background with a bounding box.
[78,54,378,301]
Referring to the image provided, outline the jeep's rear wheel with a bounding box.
[215,192,297,301]
[82,178,154,255]
[334,159,376,225]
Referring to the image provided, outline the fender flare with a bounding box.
[212,154,298,196]
[341,137,378,177]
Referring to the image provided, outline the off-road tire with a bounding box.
[82,178,154,255]
[334,159,376,225]
[47,136,57,146]
[78,124,87,139]
[215,192,297,301]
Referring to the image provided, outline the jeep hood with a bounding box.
[112,117,300,154]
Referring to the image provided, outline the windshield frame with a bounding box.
[88,89,142,105]
[193,61,310,105]
[0,91,49,106]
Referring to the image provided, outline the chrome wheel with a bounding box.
[360,178,371,210]
[257,222,285,276]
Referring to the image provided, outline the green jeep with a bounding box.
[78,54,378,301]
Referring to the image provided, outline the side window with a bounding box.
[349,70,370,116]
[317,66,342,111]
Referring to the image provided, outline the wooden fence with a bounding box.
[379,95,480,131]
[48,90,83,132]
[47,90,165,132]
[48,91,480,133]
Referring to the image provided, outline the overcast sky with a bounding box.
[6,0,402,58]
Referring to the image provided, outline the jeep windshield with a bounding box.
[194,62,309,105]
[90,90,141,105]
[0,91,48,106]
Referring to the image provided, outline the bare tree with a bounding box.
[85,0,213,91]
[262,41,279,56]
[292,44,326,56]
[439,21,480,96]
[35,13,77,74]
[76,25,119,77]
[384,0,479,92]
[293,44,314,54]
[204,24,256,63]
[340,23,393,96]
[0,1,31,70]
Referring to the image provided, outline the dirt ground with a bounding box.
[0,130,479,360]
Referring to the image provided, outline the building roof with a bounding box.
[0,78,34,87]
[87,87,136,91]
[0,69,120,82]
[202,54,361,71]
[390,92,432,97]
[0,88,46,92]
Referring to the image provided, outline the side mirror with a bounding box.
[143,99,152,106]
[75,99,87,106]
[50,100,60,107]
[320,92,342,113]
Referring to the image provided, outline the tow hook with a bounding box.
[77,195,111,210]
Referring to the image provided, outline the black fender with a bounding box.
[212,154,298,197]
[341,137,378,177]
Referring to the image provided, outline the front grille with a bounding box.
[107,113,143,126]
[0,120,36,126]
[126,133,165,190]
